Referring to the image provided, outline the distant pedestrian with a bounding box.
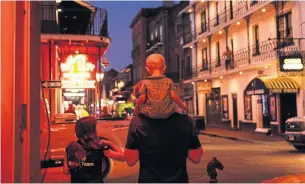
[65,103,76,115]
[63,116,124,183]
[223,47,233,70]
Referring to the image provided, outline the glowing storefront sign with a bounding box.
[60,54,96,89]
[61,55,95,73]
[280,56,304,72]
[283,58,303,70]
[61,80,95,89]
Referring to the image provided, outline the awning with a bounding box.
[244,76,299,96]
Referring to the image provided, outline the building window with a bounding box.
[185,55,192,79]
[216,42,220,66]
[252,25,260,55]
[230,39,234,61]
[215,2,219,26]
[250,0,258,6]
[160,25,163,41]
[277,11,293,47]
[244,95,252,120]
[177,54,180,79]
[229,0,233,19]
[201,11,207,33]
[155,28,158,38]
[201,48,208,70]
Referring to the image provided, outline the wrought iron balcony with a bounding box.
[41,2,108,37]
[177,0,269,45]
[186,38,305,80]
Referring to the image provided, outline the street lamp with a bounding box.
[101,58,110,68]
[96,71,104,82]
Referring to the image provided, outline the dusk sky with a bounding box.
[89,1,164,72]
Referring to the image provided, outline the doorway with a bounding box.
[280,93,297,133]
[232,94,238,129]
[206,99,222,126]
[206,88,222,126]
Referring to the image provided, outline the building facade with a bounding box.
[102,68,118,99]
[177,1,305,134]
[1,1,41,182]
[40,0,110,116]
[109,64,134,115]
[130,9,153,84]
[131,1,188,84]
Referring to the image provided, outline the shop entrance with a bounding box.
[280,93,297,133]
[206,88,222,126]
[244,76,299,133]
[232,94,238,129]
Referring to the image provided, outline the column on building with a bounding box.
[1,1,41,182]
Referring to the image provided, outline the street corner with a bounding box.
[261,174,305,183]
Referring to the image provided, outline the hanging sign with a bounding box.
[280,55,304,72]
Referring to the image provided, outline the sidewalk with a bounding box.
[262,174,305,183]
[199,127,285,145]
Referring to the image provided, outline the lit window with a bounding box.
[160,25,163,41]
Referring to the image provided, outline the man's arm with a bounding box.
[124,118,140,167]
[185,115,204,164]
[188,147,203,164]
[123,148,139,167]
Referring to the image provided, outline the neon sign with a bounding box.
[60,55,95,73]
[280,56,304,72]
[60,54,96,89]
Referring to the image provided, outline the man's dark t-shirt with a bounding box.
[125,113,201,183]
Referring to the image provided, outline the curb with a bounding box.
[198,131,278,146]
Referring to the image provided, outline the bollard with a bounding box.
[207,157,224,183]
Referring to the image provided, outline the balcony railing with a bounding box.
[177,0,269,45]
[147,36,163,51]
[41,4,108,37]
[185,38,303,80]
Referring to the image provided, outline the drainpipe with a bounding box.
[48,40,52,114]
[97,46,101,115]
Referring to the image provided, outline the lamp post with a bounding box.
[96,56,109,116]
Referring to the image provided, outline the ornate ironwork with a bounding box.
[270,38,305,76]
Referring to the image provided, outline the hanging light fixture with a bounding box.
[101,58,110,68]
[96,71,105,82]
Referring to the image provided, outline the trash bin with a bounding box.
[190,115,205,131]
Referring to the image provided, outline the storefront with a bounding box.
[244,76,300,133]
[59,53,98,115]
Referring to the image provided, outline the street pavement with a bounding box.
[41,134,305,183]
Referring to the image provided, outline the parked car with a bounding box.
[284,116,305,151]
